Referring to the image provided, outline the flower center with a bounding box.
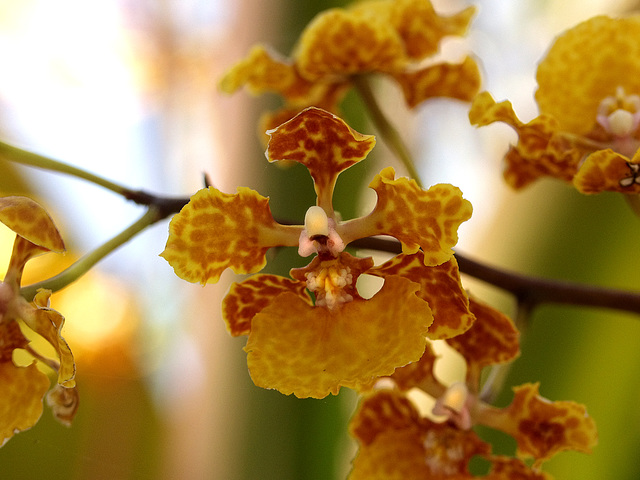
[432,382,472,430]
[305,263,353,309]
[298,206,345,258]
[596,87,640,156]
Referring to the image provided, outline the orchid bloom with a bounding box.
[0,196,78,446]
[349,297,597,478]
[470,15,640,194]
[219,0,481,140]
[162,107,474,398]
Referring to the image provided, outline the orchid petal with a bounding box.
[343,168,472,266]
[222,274,311,337]
[266,107,375,212]
[0,196,64,253]
[370,252,474,339]
[245,275,431,398]
[161,186,301,284]
[393,57,481,108]
[498,383,598,468]
[0,361,49,446]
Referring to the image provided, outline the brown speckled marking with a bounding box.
[222,274,311,337]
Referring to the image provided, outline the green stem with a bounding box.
[0,141,130,197]
[352,75,423,188]
[20,207,162,298]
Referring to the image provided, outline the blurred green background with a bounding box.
[1,0,640,479]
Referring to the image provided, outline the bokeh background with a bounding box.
[1,0,640,478]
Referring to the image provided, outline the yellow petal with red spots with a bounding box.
[470,92,582,189]
[0,196,64,253]
[266,108,376,210]
[343,168,471,266]
[393,57,480,108]
[388,343,442,393]
[370,252,474,339]
[498,383,598,468]
[0,361,50,446]
[218,44,323,103]
[161,186,301,284]
[349,429,429,480]
[20,293,76,387]
[350,390,421,446]
[387,0,476,60]
[536,15,640,135]
[486,456,552,480]
[574,149,640,194]
[446,297,519,372]
[245,275,431,398]
[294,6,406,81]
[350,418,490,480]
[222,274,311,337]
[504,144,582,190]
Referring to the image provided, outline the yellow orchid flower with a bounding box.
[162,107,473,398]
[470,15,640,194]
[220,0,480,141]
[349,298,597,478]
[0,196,78,446]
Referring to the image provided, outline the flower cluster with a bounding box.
[470,15,640,194]
[349,297,598,478]
[162,107,474,398]
[220,0,481,141]
[0,196,78,446]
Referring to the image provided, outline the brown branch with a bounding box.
[349,236,640,316]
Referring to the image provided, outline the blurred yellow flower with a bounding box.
[349,298,597,477]
[0,196,78,446]
[162,107,474,398]
[470,15,640,194]
[220,0,480,141]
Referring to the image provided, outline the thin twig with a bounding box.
[349,236,640,316]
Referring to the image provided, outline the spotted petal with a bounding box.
[387,343,443,394]
[370,252,474,339]
[536,15,640,135]
[0,196,64,253]
[20,290,76,387]
[497,383,598,468]
[222,274,312,336]
[161,186,301,284]
[245,275,431,398]
[393,57,481,108]
[387,0,476,60]
[350,418,490,480]
[446,297,519,385]
[294,6,406,81]
[343,167,472,266]
[266,107,375,211]
[485,456,552,480]
[350,390,421,446]
[219,44,323,103]
[574,149,640,194]
[0,361,50,446]
[469,91,582,189]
